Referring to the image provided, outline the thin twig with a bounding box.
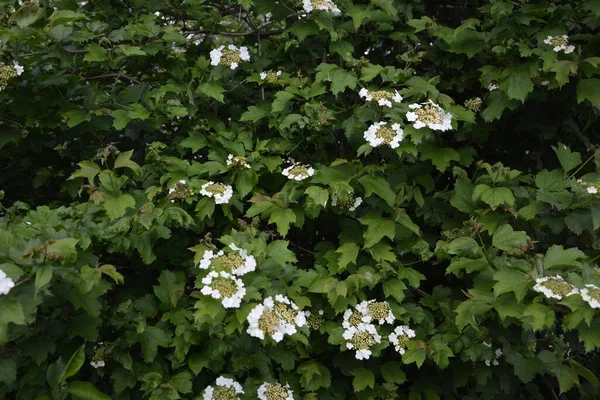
[86,74,142,85]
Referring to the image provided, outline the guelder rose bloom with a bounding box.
[363,122,404,149]
[0,269,15,296]
[259,70,282,83]
[580,284,600,309]
[210,44,250,70]
[282,163,314,181]
[389,325,416,355]
[356,300,395,325]
[203,376,244,400]
[257,382,294,400]
[302,0,341,15]
[331,191,362,212]
[200,182,233,204]
[226,154,251,169]
[406,100,453,131]
[343,322,381,360]
[13,61,24,76]
[533,275,579,300]
[543,35,575,54]
[198,244,256,276]
[200,271,246,308]
[246,295,306,342]
[359,88,402,107]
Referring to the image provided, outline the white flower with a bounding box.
[406,100,453,131]
[331,191,362,211]
[580,284,600,309]
[389,325,415,355]
[257,382,294,400]
[342,307,372,330]
[260,72,267,80]
[487,82,499,91]
[355,300,394,325]
[198,245,256,275]
[226,154,251,169]
[282,163,314,181]
[203,376,244,400]
[247,295,305,342]
[344,323,381,360]
[259,70,282,83]
[533,276,579,300]
[198,250,216,269]
[0,269,15,296]
[90,360,105,368]
[210,44,250,70]
[200,271,246,308]
[359,88,402,108]
[200,181,233,204]
[587,186,598,194]
[543,35,575,54]
[363,122,404,149]
[302,0,341,15]
[13,61,24,76]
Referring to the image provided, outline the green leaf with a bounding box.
[298,361,332,391]
[198,82,225,103]
[66,381,111,400]
[447,237,481,258]
[271,91,295,113]
[103,193,136,219]
[380,362,406,384]
[141,326,172,363]
[493,270,531,302]
[351,368,375,392]
[169,372,192,394]
[128,104,150,120]
[522,303,555,331]
[577,321,600,352]
[420,144,461,171]
[359,175,396,207]
[551,364,579,394]
[69,161,101,184]
[34,265,53,296]
[549,60,578,88]
[447,257,489,276]
[110,110,130,130]
[49,10,87,26]
[180,132,207,153]
[336,242,360,271]
[481,90,519,122]
[492,224,529,252]
[98,264,124,285]
[455,300,492,331]
[83,44,108,62]
[553,144,582,173]
[0,296,25,325]
[403,341,427,367]
[153,271,185,308]
[472,184,515,208]
[305,186,329,207]
[535,169,567,191]
[47,238,79,264]
[506,353,545,383]
[0,358,16,385]
[499,64,534,102]
[10,5,44,27]
[240,104,270,122]
[269,208,296,236]
[267,241,298,266]
[64,110,91,128]
[543,245,585,271]
[448,29,486,58]
[383,278,407,303]
[114,150,141,174]
[358,213,396,248]
[577,79,600,108]
[59,344,85,384]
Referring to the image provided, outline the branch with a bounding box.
[86,74,142,85]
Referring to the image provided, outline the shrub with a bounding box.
[1,0,600,399]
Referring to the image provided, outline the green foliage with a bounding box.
[0,0,600,399]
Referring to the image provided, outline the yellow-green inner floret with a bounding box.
[265,384,289,400]
[213,386,239,400]
[415,104,444,125]
[542,278,575,297]
[375,126,396,144]
[206,183,227,195]
[368,302,389,321]
[211,278,238,298]
[216,253,244,271]
[220,49,241,66]
[350,331,375,350]
[258,311,280,336]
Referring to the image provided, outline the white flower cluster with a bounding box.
[487,82,499,91]
[210,44,250,70]
[201,271,246,308]
[359,88,403,108]
[257,382,294,400]
[200,181,233,204]
[543,35,575,54]
[0,60,24,91]
[282,163,314,181]
[90,342,106,369]
[342,300,395,359]
[247,295,306,342]
[203,376,244,400]
[577,179,599,194]
[580,284,600,309]
[482,343,503,367]
[0,269,15,296]
[260,70,282,83]
[227,154,251,169]
[331,192,363,212]
[363,122,404,149]
[389,325,416,355]
[406,100,453,131]
[533,275,579,300]
[302,0,341,15]
[198,244,256,276]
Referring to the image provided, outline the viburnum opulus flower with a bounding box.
[388,325,415,355]
[580,284,600,309]
[464,97,482,112]
[246,295,306,342]
[198,244,256,276]
[0,269,15,296]
[200,181,233,204]
[227,154,251,169]
[210,44,250,70]
[302,0,341,15]
[200,271,246,308]
[257,382,294,400]
[543,35,575,54]
[282,162,314,181]
[363,122,404,149]
[356,300,395,325]
[577,179,599,194]
[203,376,244,400]
[305,310,325,329]
[343,323,381,360]
[90,342,107,369]
[0,60,23,91]
[533,275,579,300]
[342,306,373,330]
[331,191,362,212]
[259,70,282,83]
[406,100,453,131]
[359,88,402,107]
